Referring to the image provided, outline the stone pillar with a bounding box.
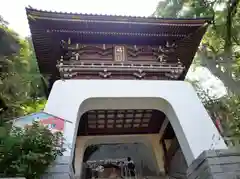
[187,149,240,179]
[41,156,73,179]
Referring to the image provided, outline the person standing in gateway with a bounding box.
[127,157,135,177]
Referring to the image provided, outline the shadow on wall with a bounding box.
[84,143,160,176]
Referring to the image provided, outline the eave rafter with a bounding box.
[50,29,188,38]
[56,41,186,80]
[25,7,210,88]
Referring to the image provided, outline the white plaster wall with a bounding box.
[74,134,164,177]
[44,80,227,166]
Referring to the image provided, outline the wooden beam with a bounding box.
[166,137,180,164]
[159,118,169,140]
[161,139,169,174]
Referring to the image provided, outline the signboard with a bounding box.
[13,112,65,133]
[13,112,73,155]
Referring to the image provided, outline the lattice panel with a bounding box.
[87,110,152,130]
[78,109,167,135]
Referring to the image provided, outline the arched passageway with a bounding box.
[72,97,212,167]
[74,107,188,178]
[44,80,226,178]
[83,143,160,177]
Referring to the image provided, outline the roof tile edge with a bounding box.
[25,6,213,24]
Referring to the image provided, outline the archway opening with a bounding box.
[82,143,160,179]
[74,108,188,178]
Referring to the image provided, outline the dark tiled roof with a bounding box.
[26,7,209,91]
[26,7,212,23]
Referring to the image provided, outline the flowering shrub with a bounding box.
[0,121,65,179]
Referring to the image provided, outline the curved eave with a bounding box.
[26,7,212,25]
[25,7,210,92]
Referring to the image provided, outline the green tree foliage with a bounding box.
[0,16,19,57]
[0,122,64,179]
[0,16,47,120]
[0,17,60,178]
[153,0,240,95]
[190,80,240,138]
[154,0,240,140]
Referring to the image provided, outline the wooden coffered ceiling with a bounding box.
[77,109,174,139]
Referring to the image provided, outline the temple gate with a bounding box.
[25,8,233,179]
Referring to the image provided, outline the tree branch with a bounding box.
[224,0,240,52]
[230,0,240,15]
[199,51,240,95]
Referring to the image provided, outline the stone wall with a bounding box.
[168,148,188,179]
[41,156,73,179]
[40,150,240,179]
[187,149,240,179]
[0,178,25,179]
